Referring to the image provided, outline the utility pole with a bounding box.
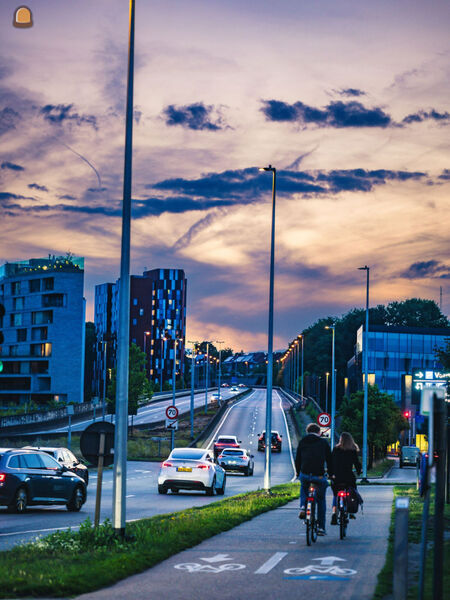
[216,341,224,404]
[359,265,370,482]
[188,341,198,439]
[204,342,210,413]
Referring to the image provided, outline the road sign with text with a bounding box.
[317,412,331,427]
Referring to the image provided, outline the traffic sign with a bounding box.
[80,421,115,466]
[166,406,179,420]
[317,412,331,427]
[165,419,179,430]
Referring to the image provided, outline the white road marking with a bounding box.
[312,556,346,566]
[175,563,246,573]
[125,495,135,498]
[255,552,288,574]
[201,554,232,563]
[205,390,258,449]
[274,390,297,482]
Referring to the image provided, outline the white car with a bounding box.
[230,386,239,392]
[158,448,226,496]
[211,393,222,401]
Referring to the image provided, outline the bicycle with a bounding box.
[305,481,319,546]
[336,487,349,540]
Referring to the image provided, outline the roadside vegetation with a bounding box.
[0,482,299,598]
[374,485,449,600]
[366,458,395,478]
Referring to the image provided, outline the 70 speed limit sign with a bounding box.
[317,412,331,427]
[165,406,179,420]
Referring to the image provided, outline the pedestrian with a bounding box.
[295,422,333,536]
[330,431,362,525]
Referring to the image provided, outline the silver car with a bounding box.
[158,447,226,495]
[218,448,254,476]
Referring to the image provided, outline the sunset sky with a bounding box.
[1,0,449,351]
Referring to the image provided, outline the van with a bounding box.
[400,446,420,468]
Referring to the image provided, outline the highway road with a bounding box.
[30,387,241,434]
[0,388,296,550]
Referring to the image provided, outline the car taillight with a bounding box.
[0,473,5,482]
[162,461,173,467]
[242,456,248,460]
[197,464,210,470]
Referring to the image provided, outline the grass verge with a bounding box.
[373,485,449,600]
[366,458,395,478]
[0,482,300,598]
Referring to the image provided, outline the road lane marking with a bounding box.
[125,495,135,498]
[274,390,297,481]
[201,554,232,563]
[255,552,288,574]
[205,390,258,449]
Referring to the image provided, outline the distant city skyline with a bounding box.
[1,0,449,351]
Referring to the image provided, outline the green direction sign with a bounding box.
[413,368,449,412]
[0,361,3,373]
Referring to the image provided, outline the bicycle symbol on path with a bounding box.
[284,565,356,576]
[175,563,246,573]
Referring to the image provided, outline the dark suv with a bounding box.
[0,448,87,513]
[24,446,89,485]
[257,430,282,452]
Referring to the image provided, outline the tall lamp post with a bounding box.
[325,372,329,413]
[113,0,135,536]
[358,265,370,482]
[188,341,198,439]
[259,165,277,492]
[143,331,150,380]
[216,341,224,404]
[300,334,304,399]
[204,341,211,414]
[160,335,167,392]
[325,324,336,448]
[170,333,181,450]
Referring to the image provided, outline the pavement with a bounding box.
[70,485,393,600]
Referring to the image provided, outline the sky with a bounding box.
[1,0,449,351]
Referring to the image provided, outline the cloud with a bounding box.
[438,169,450,180]
[28,183,48,192]
[0,192,34,201]
[1,161,24,171]
[162,103,225,131]
[0,107,20,136]
[339,88,366,97]
[58,194,77,200]
[402,260,450,279]
[40,104,98,129]
[261,99,392,128]
[402,109,450,124]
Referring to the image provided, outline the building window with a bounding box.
[139,308,144,316]
[17,329,27,342]
[10,313,23,326]
[43,277,54,291]
[30,361,49,374]
[37,377,51,391]
[29,279,41,293]
[133,298,138,306]
[32,310,53,325]
[42,293,66,308]
[13,297,25,310]
[132,318,137,326]
[9,345,18,356]
[31,327,48,341]
[11,281,21,295]
[31,343,52,357]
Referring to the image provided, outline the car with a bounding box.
[211,393,222,401]
[257,430,282,452]
[230,386,239,392]
[218,448,254,475]
[24,446,89,485]
[213,435,241,459]
[0,448,87,513]
[238,383,246,388]
[221,383,230,388]
[157,448,226,495]
[399,446,420,468]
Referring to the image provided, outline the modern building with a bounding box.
[0,255,85,407]
[347,324,449,408]
[94,268,187,394]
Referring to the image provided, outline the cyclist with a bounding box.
[330,432,362,525]
[295,422,333,536]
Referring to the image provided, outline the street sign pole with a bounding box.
[94,432,105,527]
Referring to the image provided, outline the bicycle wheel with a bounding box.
[311,501,318,543]
[306,520,312,546]
[339,508,346,539]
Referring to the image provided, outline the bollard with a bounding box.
[393,496,409,600]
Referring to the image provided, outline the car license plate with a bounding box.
[177,467,192,472]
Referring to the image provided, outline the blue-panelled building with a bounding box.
[0,256,85,407]
[94,269,187,394]
[347,324,449,407]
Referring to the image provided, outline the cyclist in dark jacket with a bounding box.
[295,422,332,535]
[330,431,362,525]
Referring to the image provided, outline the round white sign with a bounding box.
[166,406,179,419]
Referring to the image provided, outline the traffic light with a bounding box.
[403,410,411,419]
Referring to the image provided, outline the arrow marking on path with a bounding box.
[312,556,346,566]
[201,554,232,563]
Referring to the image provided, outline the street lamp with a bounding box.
[143,331,150,380]
[325,324,336,448]
[259,164,277,492]
[113,0,135,536]
[188,341,199,439]
[299,334,305,399]
[204,341,212,414]
[170,332,182,450]
[216,341,224,403]
[325,372,329,413]
[159,335,167,392]
[358,265,370,482]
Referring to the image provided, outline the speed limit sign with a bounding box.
[317,412,331,427]
[165,406,179,420]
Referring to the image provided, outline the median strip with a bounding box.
[0,483,300,598]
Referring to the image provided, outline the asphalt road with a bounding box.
[76,486,394,600]
[30,387,241,434]
[0,388,295,550]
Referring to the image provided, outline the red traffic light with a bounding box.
[403,410,411,418]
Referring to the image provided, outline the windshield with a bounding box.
[170,449,205,460]
[222,450,244,456]
[217,438,236,444]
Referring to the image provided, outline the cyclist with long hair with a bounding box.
[330,431,362,526]
[295,422,333,536]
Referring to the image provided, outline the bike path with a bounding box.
[76,485,393,600]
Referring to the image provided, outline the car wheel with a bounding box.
[67,486,85,512]
[217,475,226,495]
[158,485,167,494]
[399,462,403,469]
[206,476,216,496]
[8,487,28,513]
[249,467,254,476]
[244,467,250,476]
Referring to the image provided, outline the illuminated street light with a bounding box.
[325,324,336,448]
[358,265,370,482]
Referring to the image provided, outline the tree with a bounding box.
[435,337,450,370]
[107,343,153,415]
[384,298,449,328]
[339,385,408,467]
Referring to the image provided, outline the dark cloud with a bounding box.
[402,109,450,124]
[40,104,98,129]
[402,260,450,279]
[438,169,450,180]
[0,107,20,136]
[59,194,77,200]
[87,187,107,193]
[261,99,392,128]
[339,88,366,97]
[0,192,32,201]
[163,103,225,131]
[1,161,24,171]
[28,183,48,192]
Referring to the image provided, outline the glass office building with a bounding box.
[347,324,449,406]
